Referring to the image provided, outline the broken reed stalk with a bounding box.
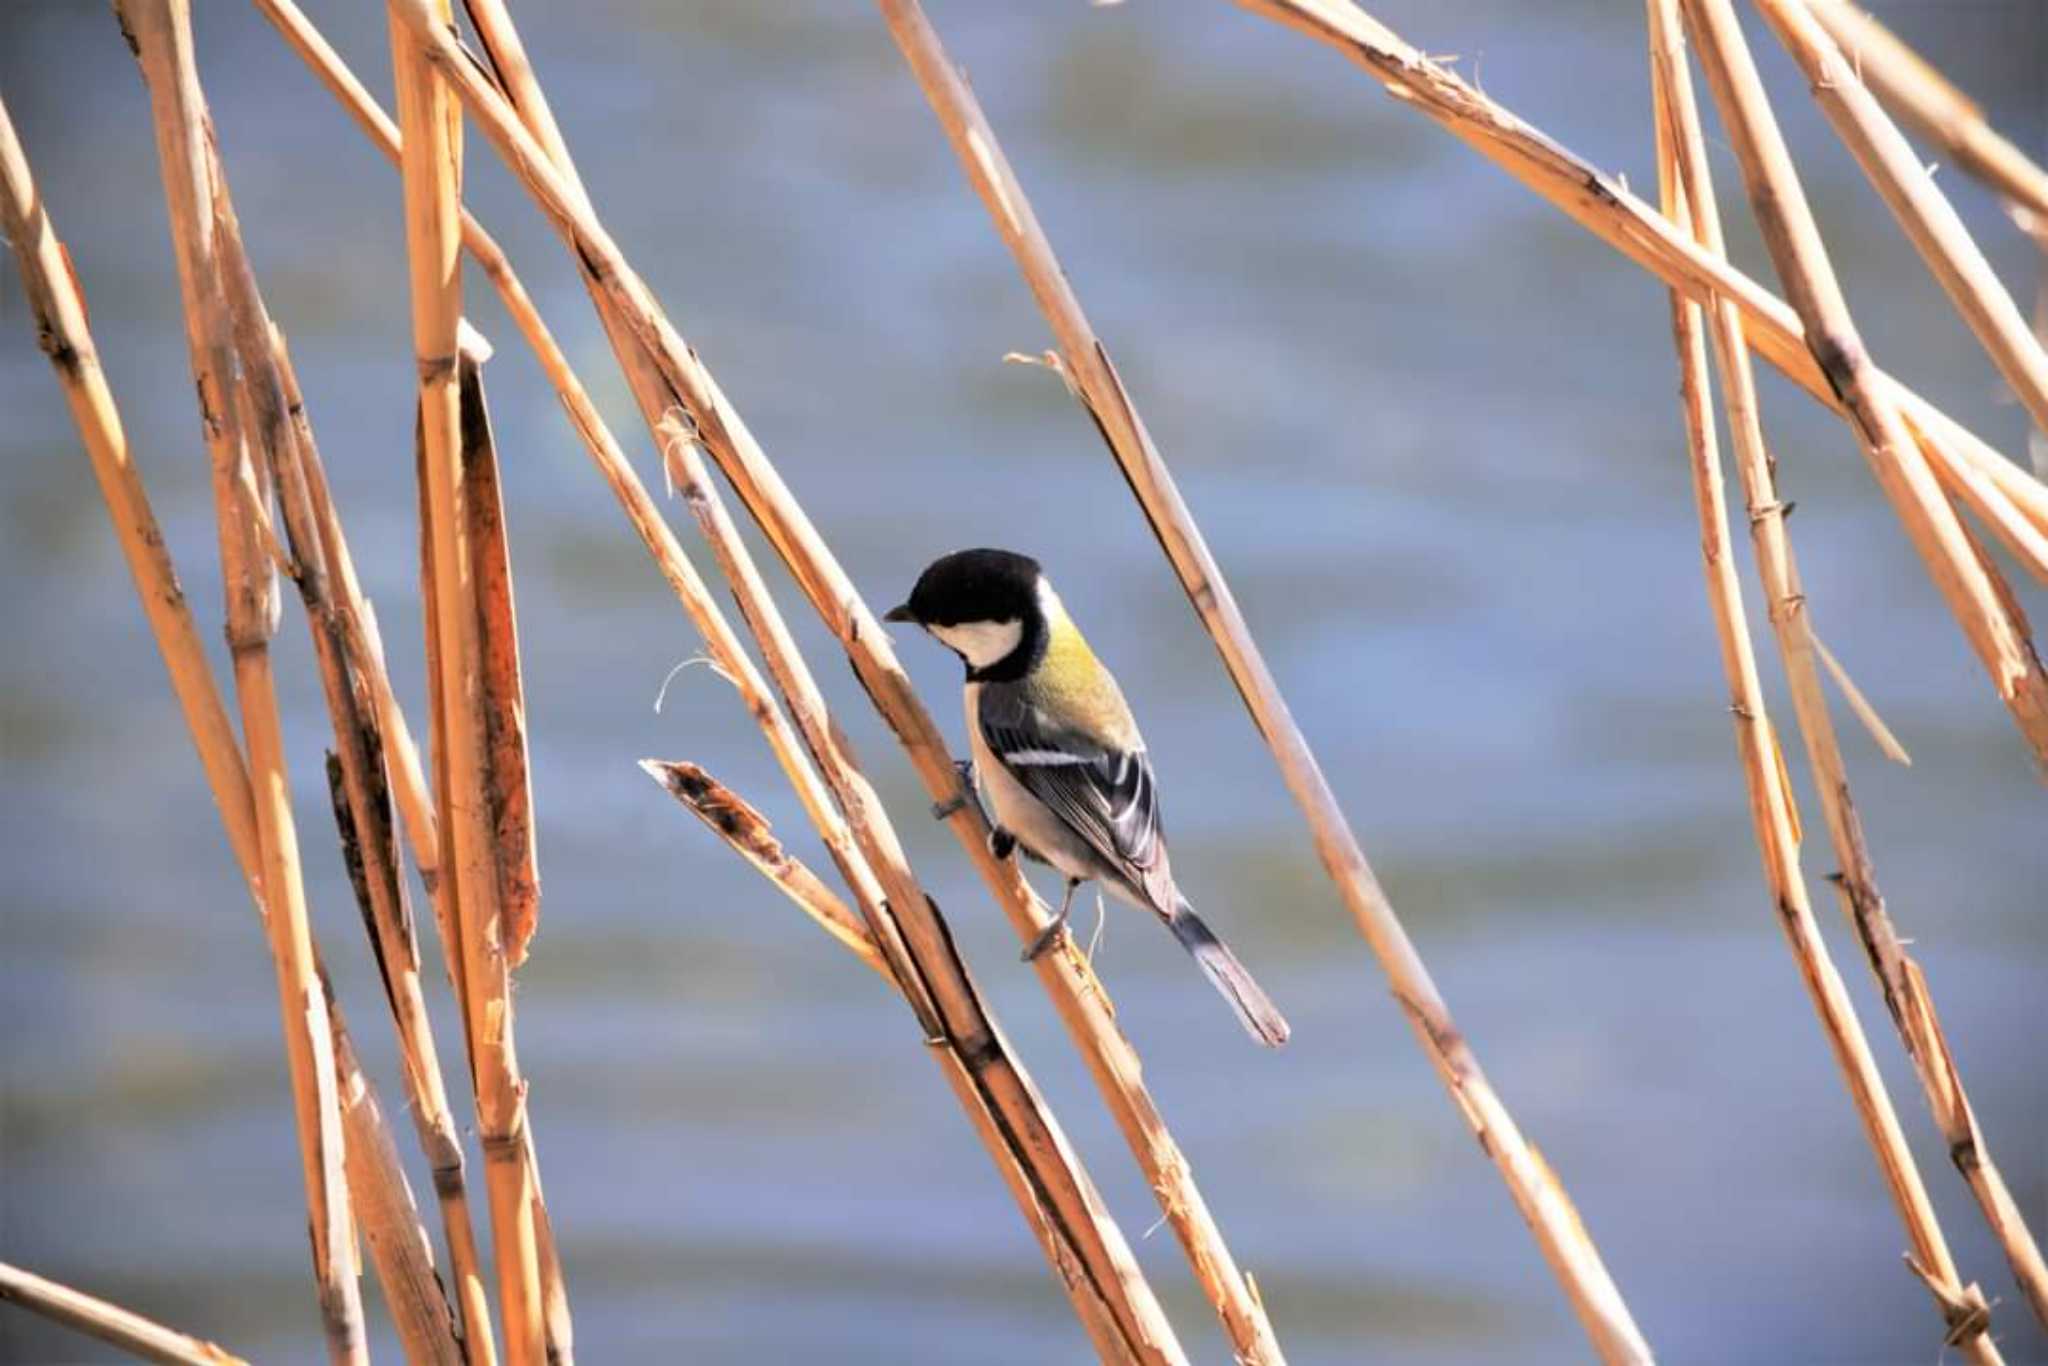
[4,88,466,1366]
[876,1,1648,1360]
[638,762,888,979]
[1801,0,2048,230]
[116,3,366,1359]
[1647,14,2000,1358]
[1755,0,2048,441]
[387,3,550,1358]
[0,1262,249,1366]
[209,144,497,1365]
[1655,0,2048,1337]
[1229,0,2048,752]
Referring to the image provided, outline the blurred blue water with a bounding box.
[2,1,2043,1362]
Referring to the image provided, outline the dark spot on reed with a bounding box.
[1948,1133,1981,1175]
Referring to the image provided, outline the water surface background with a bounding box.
[2,1,2044,1361]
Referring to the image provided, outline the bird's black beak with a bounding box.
[883,603,917,625]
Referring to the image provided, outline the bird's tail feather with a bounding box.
[1168,901,1290,1047]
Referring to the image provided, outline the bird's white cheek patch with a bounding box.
[928,618,1022,669]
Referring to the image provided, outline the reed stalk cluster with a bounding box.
[4,0,2043,1361]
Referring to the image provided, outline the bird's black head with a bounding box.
[884,548,1046,681]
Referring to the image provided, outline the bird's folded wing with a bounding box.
[978,685,1164,891]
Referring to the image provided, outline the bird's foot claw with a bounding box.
[932,760,978,820]
[988,827,1016,860]
[1021,918,1066,962]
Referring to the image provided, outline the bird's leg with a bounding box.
[1022,878,1081,962]
[930,758,977,820]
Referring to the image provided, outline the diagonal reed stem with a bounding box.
[0,1262,250,1366]
[1230,0,2048,756]
[637,761,888,979]
[1755,0,2048,442]
[327,980,467,1365]
[875,2,1651,1361]
[1801,0,2048,230]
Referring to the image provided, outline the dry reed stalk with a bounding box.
[387,3,550,1354]
[1227,1,2048,638]
[1653,4,2006,1356]
[117,3,366,1358]
[1755,0,2048,441]
[0,1263,249,1366]
[1679,0,2048,743]
[203,137,497,1362]
[1801,0,2048,229]
[1913,426,2048,587]
[876,2,1654,1360]
[380,5,1272,1358]
[3,85,493,1366]
[1648,2,2048,1333]
[0,94,260,892]
[638,761,887,978]
[328,987,467,1365]
[283,356,498,1366]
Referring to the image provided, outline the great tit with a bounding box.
[885,548,1290,1047]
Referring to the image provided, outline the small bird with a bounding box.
[885,548,1290,1047]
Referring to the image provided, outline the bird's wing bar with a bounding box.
[979,688,1165,894]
